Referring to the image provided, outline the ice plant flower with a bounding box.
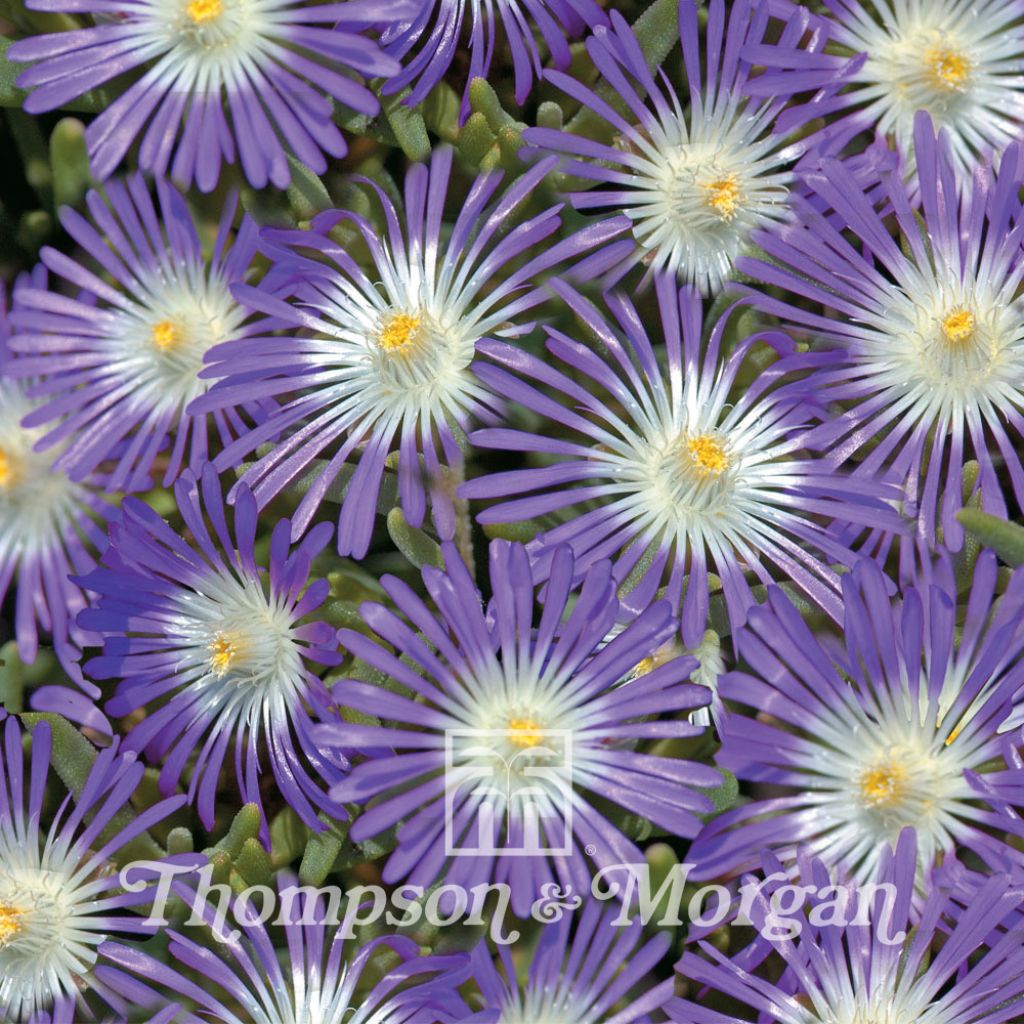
[466,900,674,1023]
[752,0,1024,189]
[100,874,471,1023]
[381,0,607,113]
[197,146,628,558]
[0,712,195,1023]
[524,0,810,292]
[77,463,345,836]
[670,830,1024,1024]
[739,113,1024,549]
[461,277,899,647]
[315,540,720,916]
[689,552,1024,885]
[0,273,113,686]
[7,0,410,191]
[8,178,274,494]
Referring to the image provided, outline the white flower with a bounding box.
[833,0,1024,184]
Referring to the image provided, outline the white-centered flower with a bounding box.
[164,567,308,732]
[0,852,100,1019]
[833,0,1024,183]
[833,260,1024,432]
[0,381,90,564]
[109,264,244,418]
[614,104,794,292]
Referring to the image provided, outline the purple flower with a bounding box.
[100,873,471,1023]
[77,463,345,837]
[750,0,1024,190]
[0,711,196,1022]
[466,899,674,1023]
[670,829,1024,1023]
[523,0,813,292]
[0,271,113,690]
[7,177,275,494]
[315,539,720,916]
[739,113,1024,550]
[196,147,628,559]
[380,0,607,114]
[689,550,1024,886]
[460,276,900,648]
[7,0,411,191]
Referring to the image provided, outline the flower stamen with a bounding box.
[941,308,975,345]
[858,761,907,809]
[685,434,730,476]
[0,904,24,948]
[0,448,20,489]
[377,313,423,356]
[186,0,222,24]
[926,47,972,92]
[151,320,181,351]
[208,632,241,676]
[702,175,743,221]
[507,717,545,749]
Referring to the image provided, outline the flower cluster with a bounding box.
[3,0,1024,1019]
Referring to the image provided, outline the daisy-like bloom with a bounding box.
[752,0,1024,189]
[460,277,900,648]
[465,900,674,1023]
[8,177,275,495]
[7,0,410,191]
[0,711,196,1023]
[100,874,472,1023]
[688,551,1024,886]
[76,463,345,837]
[523,0,810,292]
[197,146,628,558]
[380,0,606,114]
[739,113,1024,549]
[0,273,113,691]
[315,539,720,917]
[670,830,1024,1024]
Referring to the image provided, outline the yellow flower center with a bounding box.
[507,717,545,749]
[925,46,972,91]
[633,656,655,676]
[151,320,181,350]
[941,308,975,345]
[186,0,222,23]
[208,632,241,676]
[858,762,907,809]
[377,313,422,356]
[0,447,20,490]
[685,434,730,476]
[0,905,24,948]
[702,175,743,220]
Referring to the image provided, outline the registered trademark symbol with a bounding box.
[585,844,597,856]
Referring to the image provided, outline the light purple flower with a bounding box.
[466,899,674,1023]
[380,0,606,114]
[8,177,275,494]
[0,711,197,1022]
[739,113,1024,550]
[315,539,720,916]
[77,463,346,837]
[8,0,411,190]
[196,147,628,559]
[689,550,1024,886]
[0,271,113,692]
[100,873,471,1023]
[671,829,1024,1023]
[750,0,1024,190]
[460,276,900,648]
[524,0,813,292]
